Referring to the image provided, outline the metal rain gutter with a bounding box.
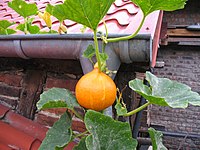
[0,33,152,116]
[0,33,152,73]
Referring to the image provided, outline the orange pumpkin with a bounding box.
[75,68,117,111]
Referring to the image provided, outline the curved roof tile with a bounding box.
[0,104,76,150]
[0,0,161,36]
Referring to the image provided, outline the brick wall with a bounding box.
[0,58,87,132]
[151,1,200,148]
[150,45,200,149]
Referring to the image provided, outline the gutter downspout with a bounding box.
[132,79,149,139]
[0,33,152,116]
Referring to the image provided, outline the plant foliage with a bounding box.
[148,128,167,150]
[8,0,38,18]
[37,88,81,110]
[39,112,72,150]
[52,0,115,30]
[131,0,187,16]
[84,110,137,150]
[0,20,16,35]
[129,71,200,108]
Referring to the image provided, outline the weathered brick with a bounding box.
[35,110,86,133]
[71,118,86,133]
[0,83,21,97]
[34,110,60,127]
[45,77,78,91]
[0,72,22,87]
[0,95,18,109]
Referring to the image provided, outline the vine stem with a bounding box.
[5,29,8,35]
[107,15,146,43]
[24,17,28,34]
[73,130,89,139]
[93,30,102,72]
[124,101,151,117]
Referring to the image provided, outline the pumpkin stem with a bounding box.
[93,30,101,72]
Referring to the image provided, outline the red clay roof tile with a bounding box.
[0,120,41,150]
[5,110,48,141]
[1,0,161,35]
[0,142,12,150]
[0,104,76,150]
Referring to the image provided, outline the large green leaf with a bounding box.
[45,4,54,15]
[52,0,115,30]
[147,72,200,108]
[37,88,81,110]
[148,128,167,150]
[129,79,168,106]
[39,112,72,150]
[8,0,38,18]
[129,72,200,108]
[84,110,137,150]
[131,0,187,16]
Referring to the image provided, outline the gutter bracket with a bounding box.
[13,40,29,59]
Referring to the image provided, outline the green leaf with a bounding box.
[99,52,108,62]
[0,20,14,29]
[8,0,38,18]
[129,79,168,106]
[84,110,137,150]
[27,24,40,34]
[16,24,25,32]
[6,29,16,35]
[129,72,200,108]
[0,28,16,35]
[83,45,95,59]
[146,72,200,108]
[99,52,109,71]
[37,87,81,110]
[114,103,128,116]
[52,0,115,30]
[16,23,40,34]
[0,20,16,35]
[148,128,167,150]
[46,4,54,15]
[73,137,87,150]
[39,112,72,150]
[131,0,187,16]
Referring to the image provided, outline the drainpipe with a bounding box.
[132,79,150,139]
[0,33,152,116]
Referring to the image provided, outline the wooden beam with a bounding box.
[167,28,200,37]
[18,70,46,119]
